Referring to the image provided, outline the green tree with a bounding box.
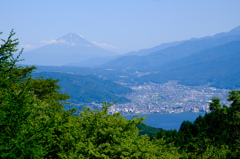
[209,97,221,111]
[0,30,37,158]
[158,92,240,158]
[56,103,180,158]
[0,30,70,158]
[0,30,180,158]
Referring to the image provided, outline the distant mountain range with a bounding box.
[125,41,184,56]
[20,33,119,66]
[29,26,240,90]
[140,40,240,89]
[98,26,240,89]
[102,26,240,70]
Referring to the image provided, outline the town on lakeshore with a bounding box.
[74,81,231,115]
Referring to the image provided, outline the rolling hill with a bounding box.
[32,72,132,104]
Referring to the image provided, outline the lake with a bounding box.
[123,112,206,130]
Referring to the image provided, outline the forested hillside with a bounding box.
[1,31,240,158]
[32,72,132,104]
[141,40,240,89]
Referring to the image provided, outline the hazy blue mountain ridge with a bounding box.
[140,40,240,89]
[65,56,120,67]
[102,26,240,70]
[125,41,184,56]
[27,26,240,90]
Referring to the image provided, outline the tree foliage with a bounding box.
[0,30,180,158]
[1,30,240,158]
[155,91,240,158]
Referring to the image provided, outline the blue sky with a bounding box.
[1,0,240,53]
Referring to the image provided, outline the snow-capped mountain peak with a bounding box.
[57,33,93,46]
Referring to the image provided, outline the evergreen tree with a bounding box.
[155,91,240,158]
[0,30,180,158]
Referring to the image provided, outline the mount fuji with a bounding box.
[20,33,119,66]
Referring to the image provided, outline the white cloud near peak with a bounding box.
[41,39,66,44]
[92,41,120,50]
[20,44,38,51]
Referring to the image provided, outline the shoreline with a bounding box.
[122,111,207,116]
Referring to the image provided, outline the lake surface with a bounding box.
[123,112,206,130]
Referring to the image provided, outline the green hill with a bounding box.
[33,72,132,104]
[136,124,163,136]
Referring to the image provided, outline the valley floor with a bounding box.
[71,80,232,115]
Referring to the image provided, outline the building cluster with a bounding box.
[107,81,231,115]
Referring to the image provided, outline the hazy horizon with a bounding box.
[1,0,240,53]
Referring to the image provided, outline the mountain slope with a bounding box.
[65,56,120,67]
[21,33,118,66]
[102,26,240,70]
[32,72,132,104]
[141,40,240,89]
[125,41,183,56]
